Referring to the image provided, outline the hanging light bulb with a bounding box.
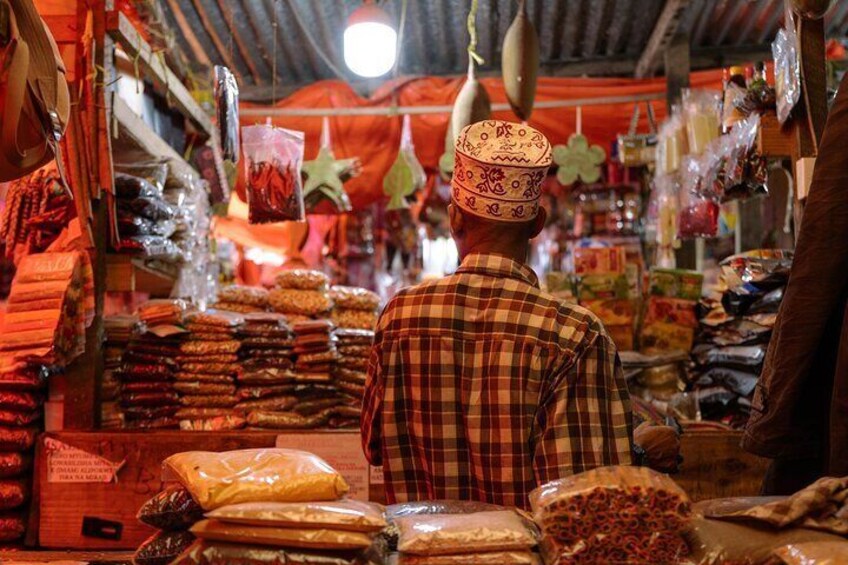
[343,0,397,77]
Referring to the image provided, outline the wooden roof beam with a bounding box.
[635,0,690,78]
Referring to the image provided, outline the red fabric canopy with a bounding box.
[239,69,724,209]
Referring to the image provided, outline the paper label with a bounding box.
[45,438,125,483]
[369,465,385,485]
[275,433,371,500]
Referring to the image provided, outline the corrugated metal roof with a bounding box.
[160,0,848,95]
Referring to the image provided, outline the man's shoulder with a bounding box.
[531,288,608,350]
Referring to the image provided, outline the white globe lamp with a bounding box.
[343,1,397,78]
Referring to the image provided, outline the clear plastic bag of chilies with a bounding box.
[241,125,306,224]
[214,66,240,163]
[677,157,719,239]
[773,2,800,125]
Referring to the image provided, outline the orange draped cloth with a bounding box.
[239,69,724,210]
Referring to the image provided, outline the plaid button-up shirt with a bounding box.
[361,253,632,509]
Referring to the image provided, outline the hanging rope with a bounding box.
[272,0,279,104]
[466,0,484,66]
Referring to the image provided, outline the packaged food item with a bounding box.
[190,519,373,550]
[207,500,386,533]
[0,479,27,510]
[329,286,380,311]
[176,408,236,420]
[210,302,266,315]
[180,415,246,431]
[397,552,539,565]
[772,541,848,565]
[237,385,296,400]
[180,340,241,356]
[138,486,205,531]
[218,285,270,307]
[214,65,240,163]
[773,8,800,125]
[682,89,720,156]
[115,161,169,194]
[187,310,245,328]
[173,382,237,396]
[246,410,332,429]
[123,406,180,421]
[180,363,240,376]
[0,427,41,452]
[275,270,330,291]
[174,372,235,385]
[242,125,306,223]
[179,395,239,408]
[293,398,342,416]
[120,391,179,408]
[0,511,26,541]
[395,510,536,556]
[163,448,349,510]
[338,345,371,358]
[530,466,691,565]
[269,289,333,316]
[177,354,239,365]
[238,369,295,386]
[125,416,179,429]
[235,396,298,413]
[0,452,30,479]
[172,540,371,565]
[134,529,196,565]
[331,309,378,331]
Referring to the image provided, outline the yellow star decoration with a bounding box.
[301,146,360,214]
[553,133,606,185]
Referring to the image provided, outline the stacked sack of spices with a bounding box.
[117,300,187,429]
[175,310,244,430]
[332,329,375,424]
[134,486,204,565]
[689,250,791,428]
[102,314,138,429]
[235,312,297,418]
[531,466,692,564]
[159,448,384,565]
[114,163,181,261]
[269,269,334,323]
[330,286,380,330]
[389,504,539,564]
[211,284,270,314]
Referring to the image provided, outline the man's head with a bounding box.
[449,120,552,261]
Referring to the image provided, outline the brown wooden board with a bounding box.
[0,550,133,563]
[36,430,383,550]
[676,430,769,502]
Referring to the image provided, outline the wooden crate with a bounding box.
[676,430,769,501]
[36,430,383,550]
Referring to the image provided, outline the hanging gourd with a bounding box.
[384,115,426,210]
[554,108,606,185]
[502,0,539,121]
[438,122,455,181]
[450,0,490,142]
[301,117,361,214]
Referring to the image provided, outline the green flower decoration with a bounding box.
[301,146,360,214]
[553,133,606,185]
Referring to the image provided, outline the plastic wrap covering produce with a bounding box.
[172,540,377,565]
[191,519,374,550]
[242,125,305,223]
[685,515,848,565]
[530,466,691,564]
[0,452,30,479]
[137,486,205,530]
[214,65,240,163]
[328,286,379,311]
[163,449,349,510]
[394,510,536,556]
[206,500,386,532]
[0,479,27,510]
[0,427,36,451]
[331,309,378,331]
[275,270,330,291]
[209,302,266,314]
[133,529,196,565]
[772,541,848,565]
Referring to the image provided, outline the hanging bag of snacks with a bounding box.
[617,102,658,167]
[241,125,306,224]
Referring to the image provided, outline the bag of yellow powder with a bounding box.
[206,500,387,533]
[191,519,373,550]
[163,448,349,510]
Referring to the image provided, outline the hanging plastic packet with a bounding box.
[214,66,240,163]
[682,89,721,156]
[723,114,766,201]
[773,3,800,125]
[656,108,688,176]
[241,125,306,224]
[677,157,719,239]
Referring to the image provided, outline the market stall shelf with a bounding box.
[105,255,179,297]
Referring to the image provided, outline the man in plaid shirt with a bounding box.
[361,121,633,509]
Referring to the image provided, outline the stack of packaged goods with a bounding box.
[531,466,692,564]
[332,329,374,425]
[573,247,636,350]
[175,310,244,431]
[640,268,703,354]
[211,285,270,314]
[330,286,380,330]
[118,300,188,429]
[134,486,204,565]
[114,163,181,262]
[102,314,138,429]
[235,312,297,419]
[269,270,334,324]
[689,250,791,428]
[158,449,384,565]
[392,508,539,564]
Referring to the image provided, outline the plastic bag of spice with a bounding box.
[0,511,26,541]
[206,500,387,533]
[242,125,305,223]
[0,452,30,479]
[138,485,205,531]
[134,530,197,565]
[0,479,28,510]
[171,540,374,565]
[0,427,37,451]
[395,511,537,556]
[163,448,349,510]
[190,519,374,550]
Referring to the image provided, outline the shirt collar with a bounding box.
[455,253,540,288]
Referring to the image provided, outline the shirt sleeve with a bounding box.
[360,329,385,466]
[533,331,633,484]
